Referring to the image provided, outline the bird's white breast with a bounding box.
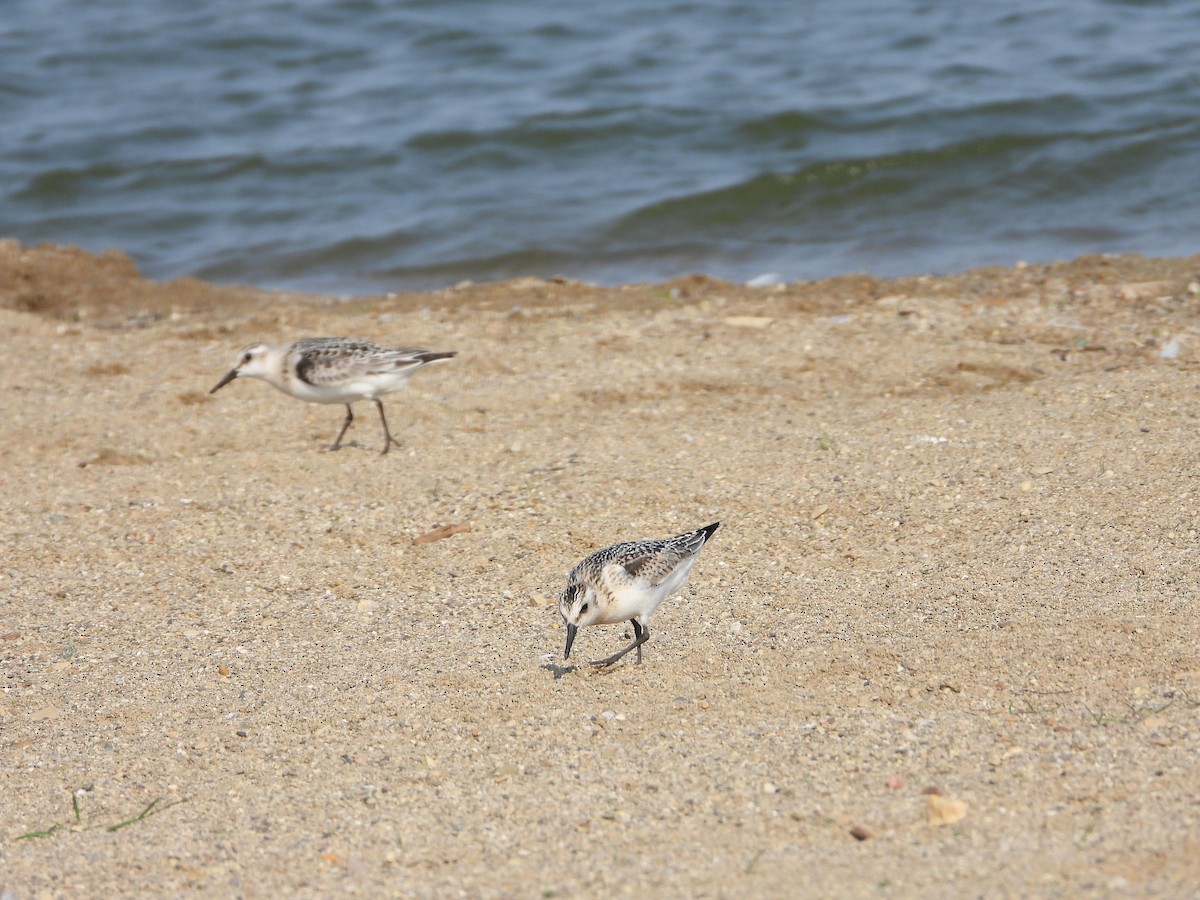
[286,370,415,404]
[597,555,698,624]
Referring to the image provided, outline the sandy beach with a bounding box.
[2,239,1200,897]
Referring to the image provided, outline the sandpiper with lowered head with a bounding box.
[559,521,720,667]
[209,337,456,454]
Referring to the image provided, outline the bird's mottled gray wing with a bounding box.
[577,523,719,588]
[291,338,440,386]
[622,547,693,586]
[620,554,656,577]
[595,538,688,588]
[614,523,719,586]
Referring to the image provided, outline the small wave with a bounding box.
[613,134,1052,236]
[407,106,699,153]
[13,163,127,202]
[13,147,404,205]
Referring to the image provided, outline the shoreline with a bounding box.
[5,237,1199,321]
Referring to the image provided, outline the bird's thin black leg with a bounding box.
[374,400,403,455]
[330,404,354,450]
[590,620,649,667]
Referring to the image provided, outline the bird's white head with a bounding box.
[210,342,274,393]
[559,580,600,659]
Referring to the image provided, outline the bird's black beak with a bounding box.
[564,623,577,659]
[209,369,238,394]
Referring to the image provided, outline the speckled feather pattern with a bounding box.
[289,338,455,387]
[567,524,717,592]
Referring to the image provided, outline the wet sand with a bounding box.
[2,240,1200,897]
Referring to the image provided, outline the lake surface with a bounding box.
[4,0,1199,294]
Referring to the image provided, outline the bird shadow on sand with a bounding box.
[541,661,627,679]
[541,662,578,680]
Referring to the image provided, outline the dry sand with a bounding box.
[2,239,1200,898]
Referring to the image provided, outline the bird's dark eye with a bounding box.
[581,603,589,613]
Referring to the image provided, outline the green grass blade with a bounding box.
[16,824,59,840]
[106,798,162,833]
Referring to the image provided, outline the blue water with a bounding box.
[3,0,1199,294]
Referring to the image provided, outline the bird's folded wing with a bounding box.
[614,546,690,587]
[296,348,427,384]
[362,350,431,374]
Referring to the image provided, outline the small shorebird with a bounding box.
[209,338,456,454]
[559,521,720,667]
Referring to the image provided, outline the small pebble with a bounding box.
[927,794,969,826]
